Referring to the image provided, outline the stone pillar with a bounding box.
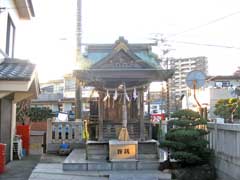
[98,93,103,141]
[62,123,66,140]
[140,89,145,141]
[47,118,52,144]
[68,124,72,140]
[75,78,82,120]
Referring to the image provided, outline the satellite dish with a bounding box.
[186,70,206,89]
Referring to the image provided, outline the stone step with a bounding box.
[63,160,161,171]
[63,149,162,171]
[109,173,171,180]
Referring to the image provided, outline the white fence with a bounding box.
[46,118,83,152]
[208,122,240,180]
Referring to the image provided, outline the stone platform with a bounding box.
[63,149,161,171]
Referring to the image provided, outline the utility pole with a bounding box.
[75,0,82,120]
[151,34,173,120]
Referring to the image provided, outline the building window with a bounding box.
[6,14,15,58]
[215,81,230,88]
[65,79,75,91]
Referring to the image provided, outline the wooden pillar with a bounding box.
[140,89,145,141]
[147,86,151,116]
[75,78,82,120]
[98,93,104,141]
[147,86,152,139]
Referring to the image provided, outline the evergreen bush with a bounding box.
[161,109,212,166]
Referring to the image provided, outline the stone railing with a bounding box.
[46,118,83,153]
[207,122,240,180]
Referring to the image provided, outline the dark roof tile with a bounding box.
[0,58,35,81]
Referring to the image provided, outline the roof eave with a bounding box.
[14,0,35,20]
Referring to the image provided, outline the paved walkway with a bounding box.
[0,148,170,180]
[28,150,171,180]
[0,155,40,180]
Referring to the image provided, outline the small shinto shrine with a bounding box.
[63,37,174,171]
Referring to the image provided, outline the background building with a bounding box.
[168,56,208,111]
[31,74,95,118]
[182,75,240,119]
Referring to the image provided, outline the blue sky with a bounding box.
[16,0,240,82]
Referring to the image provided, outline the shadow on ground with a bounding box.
[0,155,40,180]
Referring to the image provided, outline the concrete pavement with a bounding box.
[0,155,40,180]
[0,149,171,180]
[29,163,171,180]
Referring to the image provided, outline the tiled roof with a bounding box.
[0,58,35,81]
[84,37,159,67]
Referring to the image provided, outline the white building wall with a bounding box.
[51,104,59,112]
[0,0,20,59]
[63,103,72,112]
[182,85,239,119]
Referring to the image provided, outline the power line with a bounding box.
[171,10,240,37]
[173,41,240,50]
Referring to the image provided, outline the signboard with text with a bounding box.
[109,140,138,161]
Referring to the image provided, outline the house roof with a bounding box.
[0,58,35,81]
[83,37,159,67]
[207,75,240,81]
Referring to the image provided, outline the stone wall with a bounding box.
[208,122,240,180]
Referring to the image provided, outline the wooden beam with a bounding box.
[14,92,33,103]
[74,69,174,82]
[0,92,11,99]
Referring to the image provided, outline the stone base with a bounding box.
[63,149,161,171]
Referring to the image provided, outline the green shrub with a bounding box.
[161,109,212,166]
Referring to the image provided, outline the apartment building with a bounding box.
[168,56,208,110]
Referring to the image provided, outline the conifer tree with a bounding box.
[161,109,212,166]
